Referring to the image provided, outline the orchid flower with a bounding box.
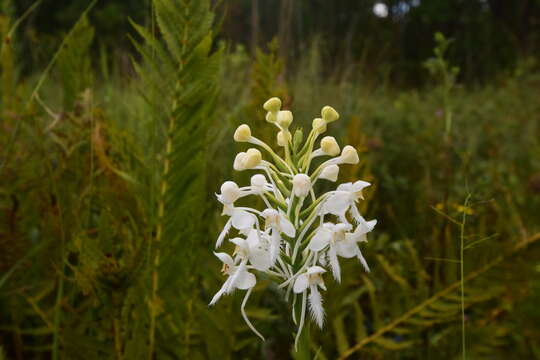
[262,208,295,264]
[210,97,378,348]
[322,180,372,223]
[293,266,327,332]
[215,181,258,248]
[209,252,255,306]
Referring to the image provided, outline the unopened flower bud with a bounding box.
[265,112,277,123]
[277,130,291,146]
[292,173,311,198]
[233,152,247,171]
[234,124,252,142]
[244,148,262,168]
[263,97,282,113]
[312,118,327,133]
[320,136,340,156]
[220,181,240,204]
[340,145,359,164]
[321,106,339,123]
[277,110,293,128]
[320,165,339,182]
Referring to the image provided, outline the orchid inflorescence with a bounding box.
[209,97,377,348]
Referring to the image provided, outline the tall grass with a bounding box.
[1,2,539,359]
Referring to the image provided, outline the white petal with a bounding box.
[335,239,359,258]
[231,209,256,230]
[209,280,229,306]
[308,285,325,328]
[215,219,232,248]
[235,269,257,290]
[214,252,234,267]
[246,229,260,247]
[269,231,281,264]
[324,192,351,215]
[279,213,296,237]
[356,248,370,272]
[352,217,377,237]
[308,228,331,251]
[336,182,353,192]
[249,250,271,271]
[328,246,341,282]
[352,180,371,192]
[307,265,326,275]
[293,274,309,294]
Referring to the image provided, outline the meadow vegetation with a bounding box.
[1,1,539,359]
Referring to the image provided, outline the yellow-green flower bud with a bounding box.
[320,136,340,156]
[277,110,293,128]
[263,97,282,113]
[233,152,247,171]
[265,112,277,123]
[244,148,262,168]
[321,106,339,123]
[234,124,252,142]
[312,118,327,133]
[340,145,359,164]
[277,130,291,147]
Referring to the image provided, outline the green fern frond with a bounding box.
[55,15,94,109]
[130,0,221,358]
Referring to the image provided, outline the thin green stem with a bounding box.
[460,194,471,360]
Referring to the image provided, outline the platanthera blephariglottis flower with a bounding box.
[210,97,377,349]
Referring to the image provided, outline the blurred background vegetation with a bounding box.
[1,0,539,359]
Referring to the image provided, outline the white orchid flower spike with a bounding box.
[210,98,378,348]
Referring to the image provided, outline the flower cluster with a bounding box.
[210,97,377,347]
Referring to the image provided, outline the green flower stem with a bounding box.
[252,136,294,174]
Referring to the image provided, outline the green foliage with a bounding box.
[1,3,540,360]
[129,0,222,357]
[55,15,94,109]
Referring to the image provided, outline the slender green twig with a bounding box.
[460,194,471,359]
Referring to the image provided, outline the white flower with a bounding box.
[293,266,327,328]
[215,181,258,248]
[322,180,372,223]
[211,98,379,344]
[292,174,311,198]
[342,218,377,272]
[319,164,339,182]
[262,208,295,263]
[308,222,373,280]
[230,231,272,271]
[209,252,256,306]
